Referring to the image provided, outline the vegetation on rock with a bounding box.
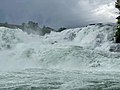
[115,0,120,43]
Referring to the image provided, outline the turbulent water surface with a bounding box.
[0,24,120,90]
[1,69,120,90]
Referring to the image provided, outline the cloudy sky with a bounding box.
[0,0,118,28]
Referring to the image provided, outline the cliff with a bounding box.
[0,21,56,36]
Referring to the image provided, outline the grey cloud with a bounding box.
[0,0,116,29]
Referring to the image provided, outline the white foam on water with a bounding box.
[0,24,120,72]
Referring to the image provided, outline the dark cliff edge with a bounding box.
[0,21,56,36]
[0,22,22,29]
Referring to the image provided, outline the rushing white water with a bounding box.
[0,24,118,71]
[0,24,120,90]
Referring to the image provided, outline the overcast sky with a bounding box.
[0,0,118,28]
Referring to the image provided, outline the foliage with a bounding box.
[115,0,120,43]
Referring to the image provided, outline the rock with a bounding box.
[57,27,67,32]
[109,44,120,52]
[0,21,56,36]
[42,26,55,35]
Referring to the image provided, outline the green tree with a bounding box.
[115,0,120,43]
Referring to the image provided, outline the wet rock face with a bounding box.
[22,21,40,31]
[64,32,76,41]
[109,44,120,52]
[0,21,56,36]
[21,21,43,36]
[57,27,67,32]
[42,26,55,35]
[0,22,22,29]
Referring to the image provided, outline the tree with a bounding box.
[115,0,120,43]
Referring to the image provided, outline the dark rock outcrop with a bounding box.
[21,21,43,35]
[0,22,22,29]
[109,44,120,52]
[57,27,67,32]
[42,26,55,35]
[0,21,56,36]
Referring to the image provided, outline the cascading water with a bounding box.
[0,24,120,90]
